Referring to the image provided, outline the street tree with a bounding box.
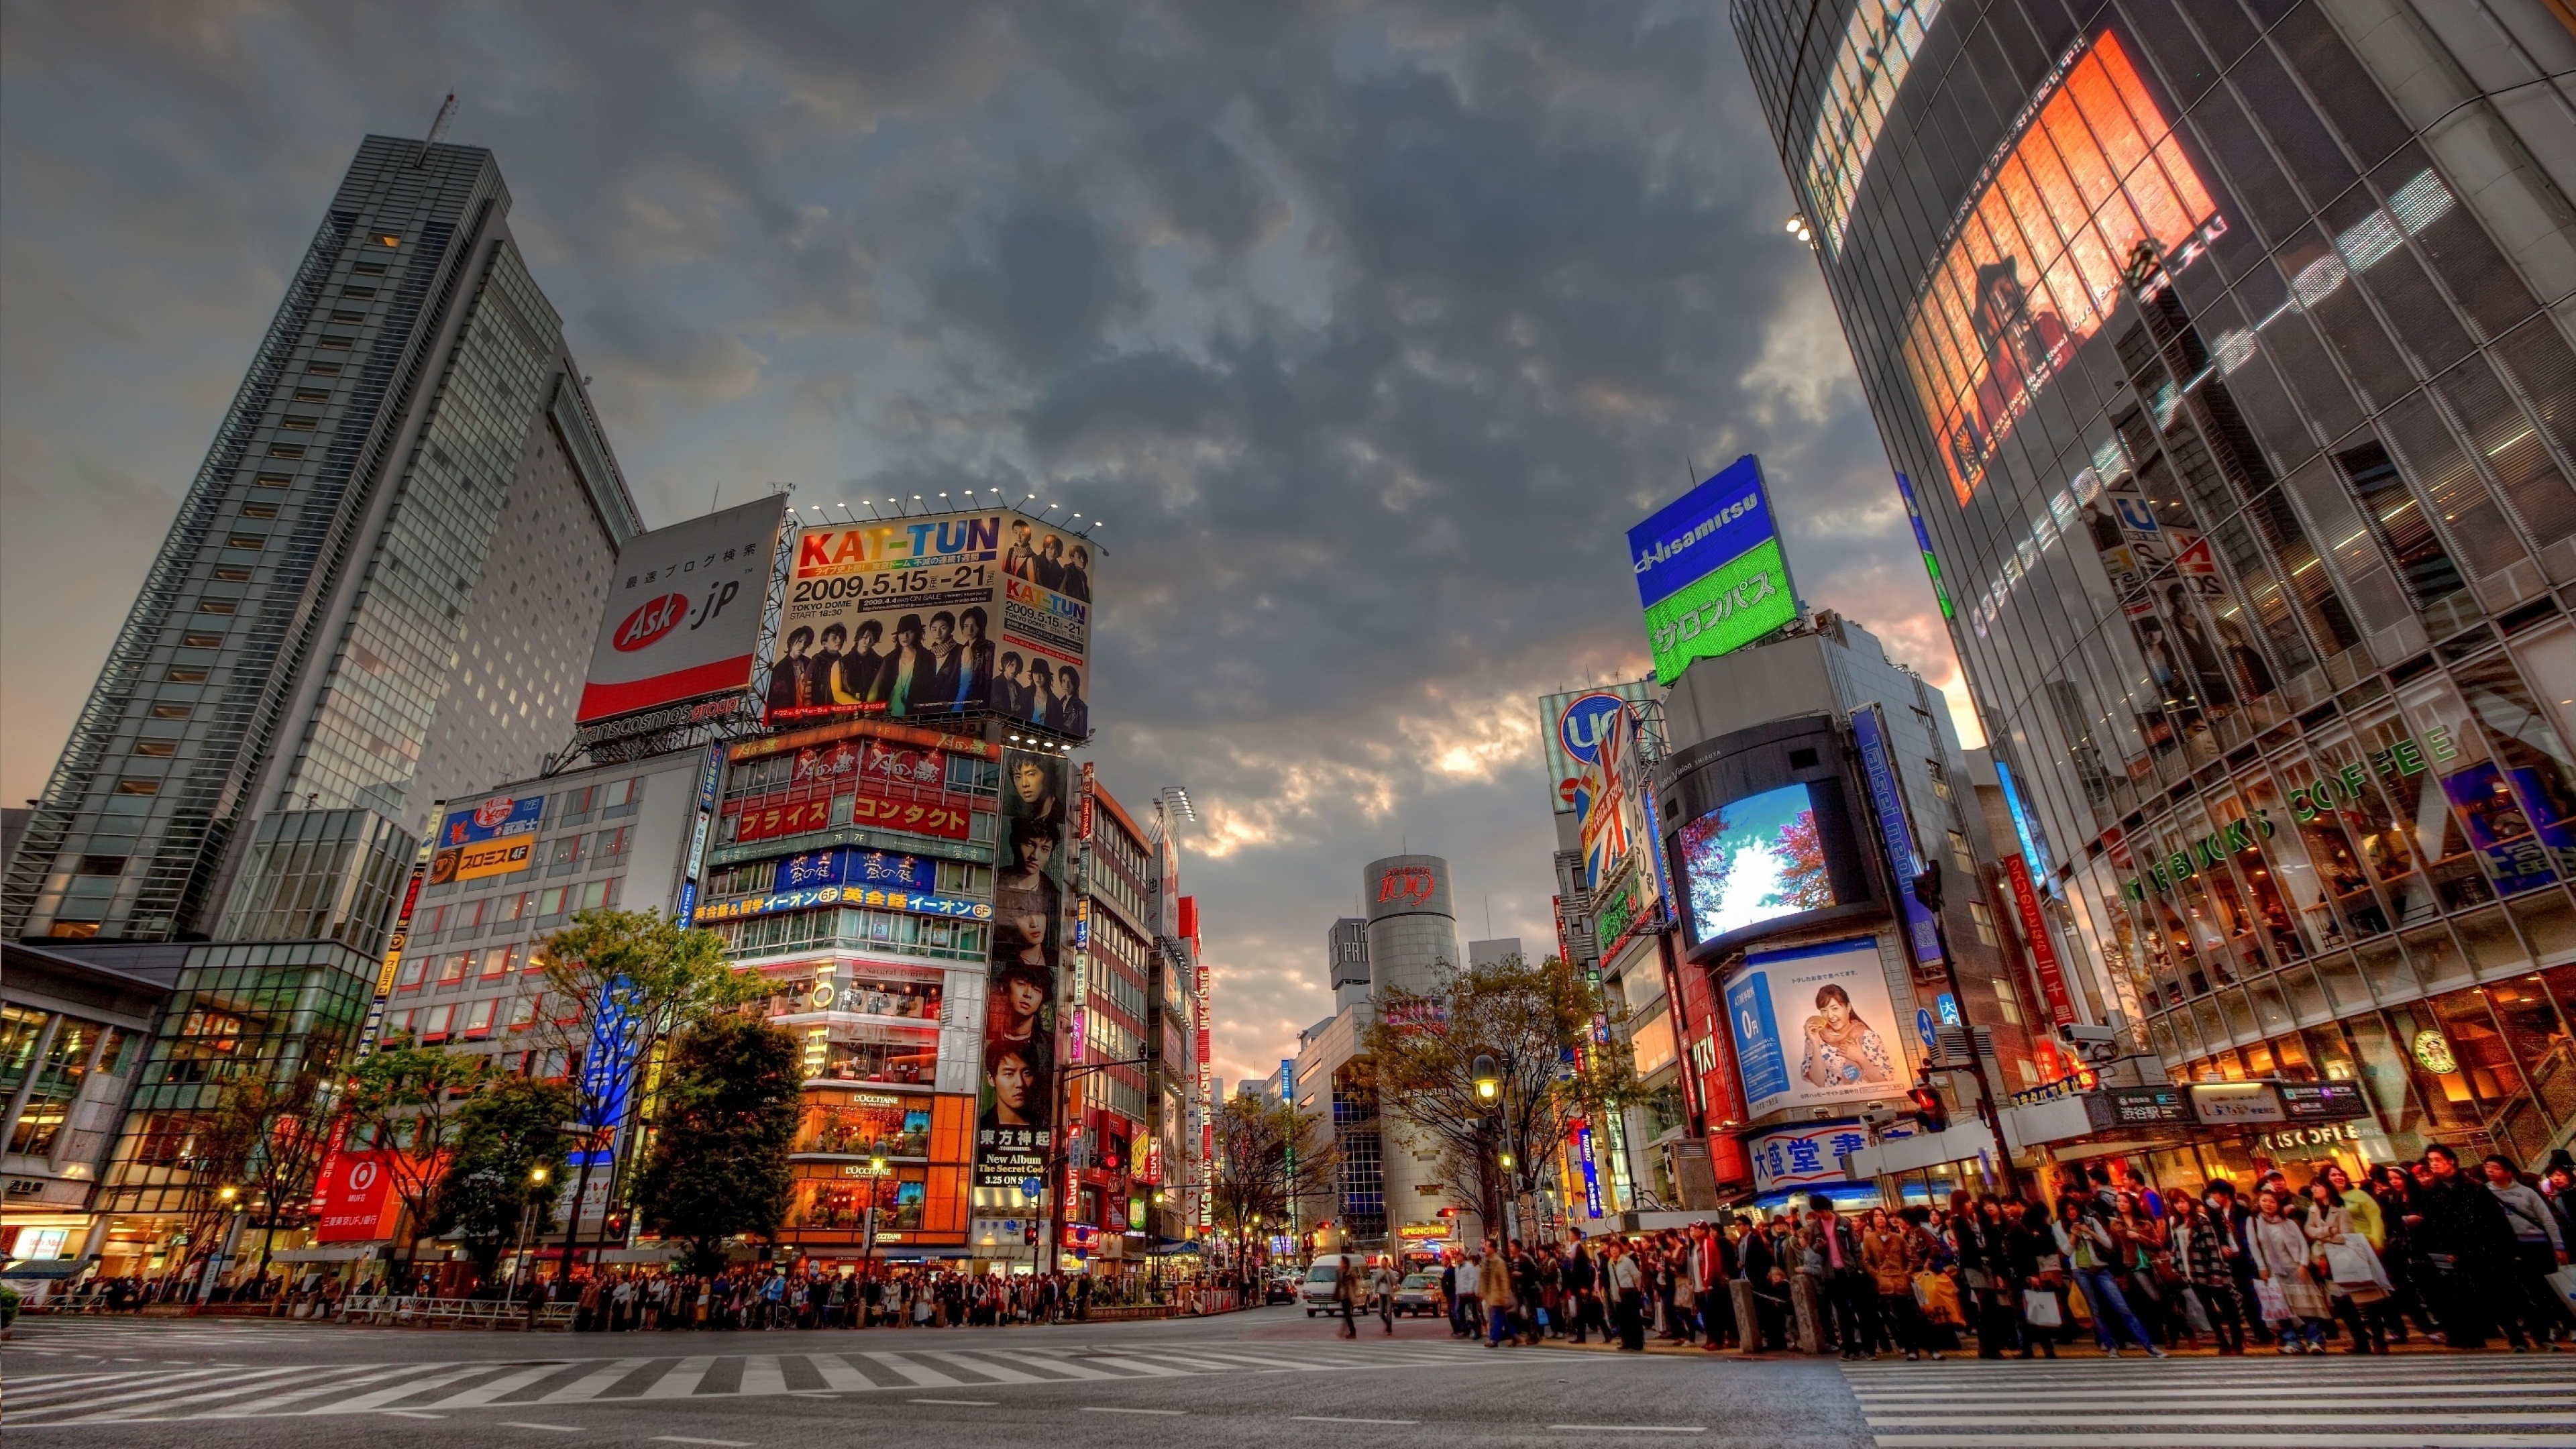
[1361,951,1640,1244]
[527,908,756,1276]
[632,1014,802,1275]
[211,1065,334,1287]
[432,1075,578,1281]
[1208,1091,1332,1272]
[339,1042,492,1276]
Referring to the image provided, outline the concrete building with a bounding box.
[1467,937,1524,968]
[1737,0,2576,1183]
[1327,917,1370,1010]
[1361,854,1460,995]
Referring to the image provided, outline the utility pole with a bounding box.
[1910,861,2023,1201]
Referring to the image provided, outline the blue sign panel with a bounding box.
[1628,454,1781,610]
[1850,704,1944,970]
[1725,967,1790,1110]
[576,978,641,1163]
[1991,755,2053,885]
[773,846,936,894]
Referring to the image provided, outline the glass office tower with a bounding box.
[5,134,642,950]
[1735,1,2576,1166]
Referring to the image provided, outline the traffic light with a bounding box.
[1024,1222,1039,1246]
[1908,1080,1949,1134]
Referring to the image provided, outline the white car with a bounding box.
[1299,1257,1350,1315]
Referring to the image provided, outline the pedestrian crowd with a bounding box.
[1387,1146,2573,1360]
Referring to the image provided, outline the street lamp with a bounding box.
[511,1165,552,1299]
[1471,1054,1500,1102]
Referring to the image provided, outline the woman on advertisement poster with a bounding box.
[1799,983,1894,1089]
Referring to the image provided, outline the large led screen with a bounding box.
[1900,30,2221,505]
[1680,782,1837,945]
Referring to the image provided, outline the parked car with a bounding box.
[1391,1272,1441,1317]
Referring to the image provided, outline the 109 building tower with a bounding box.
[4,135,640,949]
[1735,1,2576,1167]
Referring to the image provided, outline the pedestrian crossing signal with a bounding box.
[1908,1082,1949,1134]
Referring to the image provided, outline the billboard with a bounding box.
[1678,782,1837,946]
[311,1149,407,1242]
[1900,30,2222,504]
[1849,704,1945,971]
[429,794,543,885]
[1629,456,1797,685]
[577,495,785,727]
[975,748,1073,1194]
[1723,936,1900,1119]
[1538,680,1656,816]
[1576,703,1646,890]
[777,511,1095,735]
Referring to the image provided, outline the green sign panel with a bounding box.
[1643,537,1796,685]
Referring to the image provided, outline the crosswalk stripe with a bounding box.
[919,1350,1049,1383]
[638,1356,718,1399]
[52,1364,315,1421]
[857,1351,965,1387]
[1005,1352,1128,1381]
[1871,1437,2576,1448]
[425,1363,580,1409]
[737,1355,787,1397]
[204,1365,423,1417]
[303,1364,496,1415]
[534,1357,654,1403]
[804,1353,881,1392]
[1063,1353,1192,1377]
[3,1363,252,1407]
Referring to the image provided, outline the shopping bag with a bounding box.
[2066,1279,2092,1325]
[1914,1271,1964,1326]
[2546,1265,2576,1317]
[2253,1277,2289,1322]
[2319,1238,2387,1292]
[2022,1291,2063,1328]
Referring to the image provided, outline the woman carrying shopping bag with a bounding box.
[2250,1187,2330,1352]
[2305,1178,2392,1354]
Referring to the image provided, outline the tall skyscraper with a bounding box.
[1736,2,2576,1165]
[5,134,642,950]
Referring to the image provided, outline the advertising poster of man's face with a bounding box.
[977,748,1072,1175]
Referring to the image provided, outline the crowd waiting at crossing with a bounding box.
[1343,1146,2572,1358]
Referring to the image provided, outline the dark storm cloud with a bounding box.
[0,0,1966,1087]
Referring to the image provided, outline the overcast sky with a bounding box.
[0,1,1972,1091]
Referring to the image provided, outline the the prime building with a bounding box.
[1,133,639,1275]
[1737,1,2576,1178]
[5,133,640,949]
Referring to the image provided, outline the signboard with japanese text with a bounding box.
[1723,937,1900,1120]
[311,1149,409,1242]
[772,846,936,895]
[430,794,543,884]
[692,883,991,926]
[1849,704,1945,971]
[1627,456,1797,684]
[578,495,785,727]
[2002,854,2076,1026]
[777,511,1095,735]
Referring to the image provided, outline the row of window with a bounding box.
[714,906,990,963]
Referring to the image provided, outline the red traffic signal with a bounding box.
[1907,1083,1950,1134]
[1024,1222,1039,1246]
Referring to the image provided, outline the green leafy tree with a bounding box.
[431,1075,578,1281]
[215,1066,333,1287]
[1208,1091,1332,1270]
[339,1043,492,1274]
[632,1015,802,1275]
[528,908,757,1275]
[1362,952,1641,1244]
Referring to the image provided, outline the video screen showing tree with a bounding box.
[1680,782,1835,944]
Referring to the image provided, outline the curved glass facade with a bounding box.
[1737,0,2576,1163]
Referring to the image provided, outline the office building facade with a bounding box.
[1738,1,2576,1175]
[5,133,640,949]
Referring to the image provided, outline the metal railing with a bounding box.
[337,1294,576,1330]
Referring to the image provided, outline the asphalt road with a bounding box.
[3,1305,1868,1448]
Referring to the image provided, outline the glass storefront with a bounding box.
[1736,0,2576,1163]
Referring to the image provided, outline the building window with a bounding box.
[75,855,125,877]
[132,741,176,758]
[2334,440,2463,613]
[113,780,160,796]
[266,443,303,459]
[396,954,428,989]
[241,501,278,519]
[149,704,190,720]
[294,388,331,404]
[421,1004,454,1042]
[197,599,237,615]
[1949,830,1976,874]
[1968,900,1999,947]
[281,415,318,431]
[437,953,469,987]
[481,945,515,977]
[211,565,251,582]
[254,473,292,488]
[227,533,268,549]
[306,360,341,376]
[464,999,497,1038]
[166,666,208,683]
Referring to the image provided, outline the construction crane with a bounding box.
[416,93,457,166]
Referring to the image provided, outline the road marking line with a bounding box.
[908,1398,998,1406]
[384,1411,447,1419]
[1546,1426,1706,1434]
[533,1358,653,1403]
[1081,1406,1184,1415]
[639,1356,718,1400]
[856,1351,963,1387]
[737,1355,788,1397]
[802,1354,881,1393]
[651,1438,753,1446]
[1293,1415,1420,1424]
[500,1424,584,1433]
[425,1362,580,1409]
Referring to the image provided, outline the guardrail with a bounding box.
[337,1295,576,1330]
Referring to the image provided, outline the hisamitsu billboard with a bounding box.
[1628,455,1798,684]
